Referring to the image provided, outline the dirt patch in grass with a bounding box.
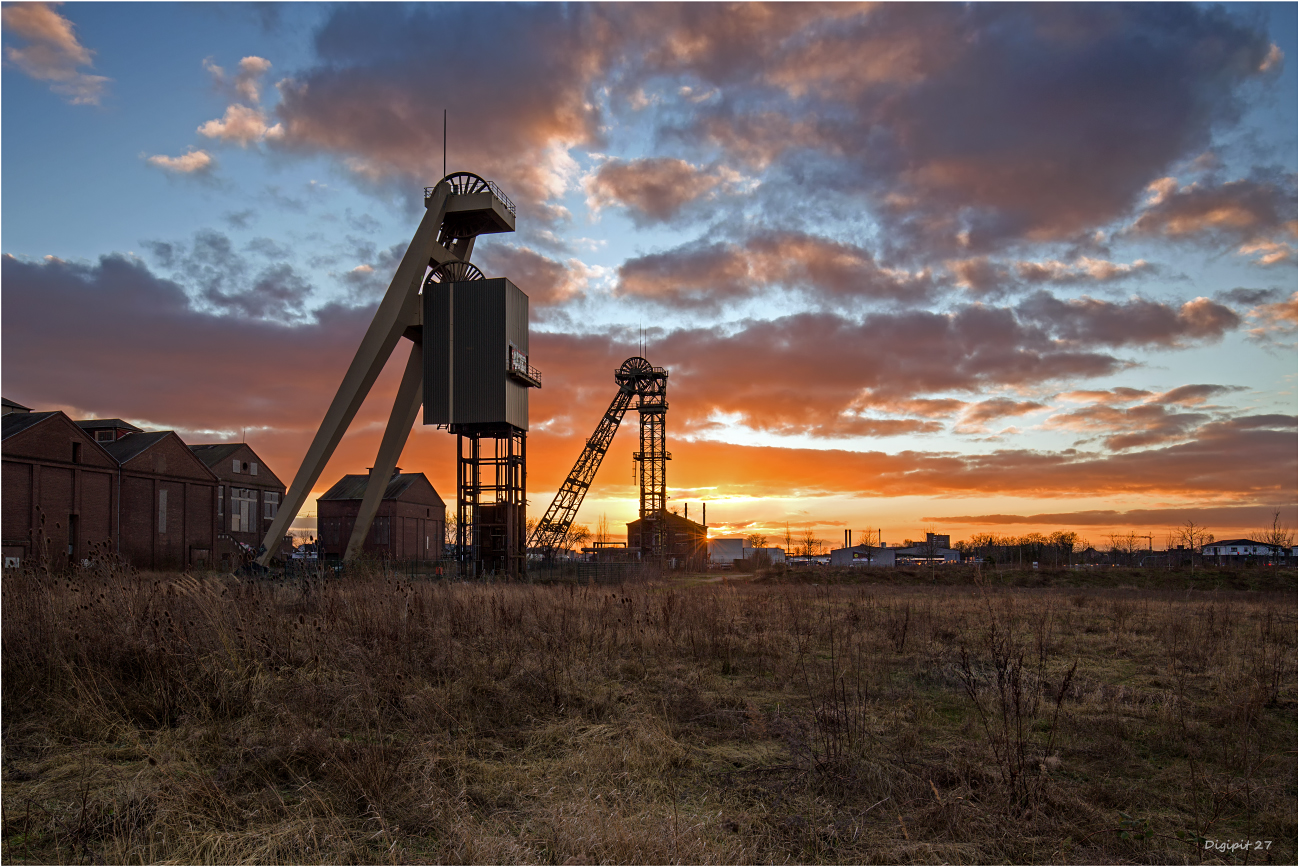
[3,565,1295,863]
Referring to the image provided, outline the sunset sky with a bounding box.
[3,2,1296,549]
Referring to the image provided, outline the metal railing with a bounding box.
[424,173,517,216]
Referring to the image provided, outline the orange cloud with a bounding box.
[1128,178,1297,264]
[146,149,215,175]
[1,2,109,104]
[583,157,726,223]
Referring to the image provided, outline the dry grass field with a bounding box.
[2,562,1295,864]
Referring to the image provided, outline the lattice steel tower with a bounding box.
[530,357,670,560]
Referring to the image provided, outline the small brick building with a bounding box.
[190,443,289,568]
[626,511,707,570]
[317,470,444,561]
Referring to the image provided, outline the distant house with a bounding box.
[190,443,289,568]
[628,511,707,570]
[2,397,32,415]
[317,470,444,561]
[1202,538,1297,566]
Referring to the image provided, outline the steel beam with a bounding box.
[256,185,453,565]
[342,338,424,561]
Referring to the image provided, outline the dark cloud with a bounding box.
[1046,384,1254,449]
[273,3,606,226]
[538,308,1124,439]
[474,243,587,308]
[949,257,1013,298]
[246,236,291,260]
[638,3,1278,253]
[223,209,256,229]
[1017,291,1239,347]
[1221,286,1287,306]
[264,4,1278,258]
[615,230,935,311]
[142,229,312,321]
[1128,177,1297,262]
[1,253,374,432]
[957,398,1047,430]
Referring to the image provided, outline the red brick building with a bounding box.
[100,431,218,570]
[75,418,143,445]
[3,411,119,568]
[190,443,289,568]
[317,470,444,561]
[626,511,708,570]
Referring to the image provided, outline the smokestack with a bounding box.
[702,503,706,528]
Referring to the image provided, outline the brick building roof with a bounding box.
[99,430,173,464]
[189,443,247,467]
[319,472,438,502]
[2,410,58,440]
[75,418,143,433]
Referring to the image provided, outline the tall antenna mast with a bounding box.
[443,109,447,178]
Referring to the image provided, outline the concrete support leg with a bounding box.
[256,189,451,566]
[344,339,424,561]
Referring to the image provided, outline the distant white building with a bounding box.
[830,533,961,567]
[708,538,787,566]
[709,538,744,564]
[1203,538,1297,565]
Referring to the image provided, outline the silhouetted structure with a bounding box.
[316,469,444,562]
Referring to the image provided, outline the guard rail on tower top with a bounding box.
[425,172,517,216]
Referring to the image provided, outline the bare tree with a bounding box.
[858,528,878,566]
[784,522,793,558]
[594,513,611,547]
[1048,529,1078,568]
[745,532,770,568]
[1174,520,1215,572]
[444,508,458,549]
[799,528,822,559]
[563,523,591,557]
[1258,509,1296,573]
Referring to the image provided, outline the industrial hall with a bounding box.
[2,398,287,571]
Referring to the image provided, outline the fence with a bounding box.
[273,557,653,584]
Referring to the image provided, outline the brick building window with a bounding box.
[264,492,279,519]
[95,430,114,443]
[231,488,257,533]
[218,486,224,518]
[158,489,168,534]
